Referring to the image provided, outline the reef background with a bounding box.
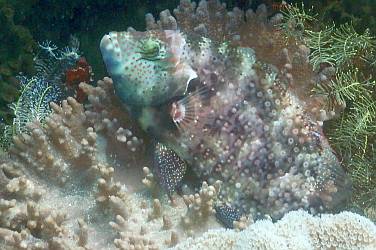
[1,0,376,216]
[1,0,375,122]
[0,0,375,248]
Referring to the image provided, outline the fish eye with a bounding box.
[138,37,161,60]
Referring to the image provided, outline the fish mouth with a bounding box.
[100,33,118,55]
[100,33,122,72]
[100,33,113,51]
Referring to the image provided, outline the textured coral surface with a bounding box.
[174,210,376,250]
[0,78,216,249]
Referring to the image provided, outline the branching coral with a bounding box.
[101,0,355,223]
[181,181,221,233]
[0,77,224,249]
[0,76,370,249]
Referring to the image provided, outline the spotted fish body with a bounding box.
[101,27,351,220]
[153,142,186,196]
[214,205,242,229]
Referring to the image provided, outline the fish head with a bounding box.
[100,30,197,107]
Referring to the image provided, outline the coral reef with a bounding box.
[173,210,376,250]
[0,0,375,249]
[0,39,87,151]
[0,0,179,126]
[0,77,373,249]
[2,0,373,121]
[0,77,223,249]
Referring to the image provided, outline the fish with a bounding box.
[214,204,242,229]
[100,15,351,226]
[153,142,187,197]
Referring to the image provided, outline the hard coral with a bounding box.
[0,78,222,249]
[174,210,376,250]
[0,39,87,151]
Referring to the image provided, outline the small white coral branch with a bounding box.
[181,181,221,230]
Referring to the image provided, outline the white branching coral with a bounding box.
[0,84,132,248]
[181,181,221,232]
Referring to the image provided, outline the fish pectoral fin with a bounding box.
[153,142,187,196]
